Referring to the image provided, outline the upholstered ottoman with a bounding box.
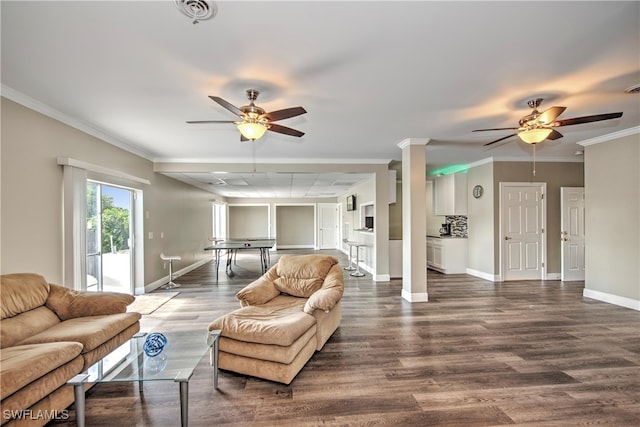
[208,296,318,384]
[208,254,344,384]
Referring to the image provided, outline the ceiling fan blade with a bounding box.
[208,96,244,117]
[473,127,519,132]
[547,129,563,140]
[268,123,305,137]
[263,106,307,122]
[536,106,566,124]
[186,120,236,124]
[554,112,623,127]
[483,133,517,146]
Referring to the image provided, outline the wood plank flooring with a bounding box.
[52,249,640,426]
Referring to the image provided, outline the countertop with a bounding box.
[427,235,468,239]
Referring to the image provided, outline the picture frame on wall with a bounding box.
[346,195,355,211]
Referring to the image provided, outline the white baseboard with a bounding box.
[143,258,210,294]
[583,288,640,311]
[275,245,315,250]
[401,289,428,302]
[375,274,391,281]
[466,268,499,282]
[546,273,561,280]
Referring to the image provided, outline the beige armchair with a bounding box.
[208,254,344,384]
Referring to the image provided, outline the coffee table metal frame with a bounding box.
[68,330,221,427]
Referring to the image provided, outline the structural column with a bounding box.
[398,138,428,302]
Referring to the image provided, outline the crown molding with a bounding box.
[1,85,156,161]
[578,126,640,147]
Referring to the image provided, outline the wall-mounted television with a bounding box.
[346,195,356,211]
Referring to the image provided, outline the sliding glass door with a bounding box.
[86,181,133,293]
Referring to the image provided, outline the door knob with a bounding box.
[504,236,512,240]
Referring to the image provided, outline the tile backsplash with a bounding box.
[446,215,468,237]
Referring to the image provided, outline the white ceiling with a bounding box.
[164,171,373,198]
[2,1,639,198]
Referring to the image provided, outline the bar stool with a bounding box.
[160,253,181,289]
[343,239,358,271]
[350,244,366,277]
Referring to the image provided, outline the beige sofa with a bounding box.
[208,254,344,384]
[0,273,141,426]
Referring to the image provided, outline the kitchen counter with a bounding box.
[427,235,468,239]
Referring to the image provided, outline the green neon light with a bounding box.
[429,164,469,176]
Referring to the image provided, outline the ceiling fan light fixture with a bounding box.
[518,128,552,144]
[237,122,267,141]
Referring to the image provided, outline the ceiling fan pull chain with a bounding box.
[532,144,536,177]
[252,141,257,174]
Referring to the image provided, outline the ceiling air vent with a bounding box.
[174,0,217,24]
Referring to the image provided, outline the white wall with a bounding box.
[340,176,376,270]
[582,130,639,309]
[426,180,446,237]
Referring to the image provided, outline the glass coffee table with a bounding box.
[68,330,221,427]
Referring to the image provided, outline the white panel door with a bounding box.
[501,183,546,281]
[318,203,338,249]
[561,187,585,281]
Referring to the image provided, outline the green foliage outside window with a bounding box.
[87,184,130,253]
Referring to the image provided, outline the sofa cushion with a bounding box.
[46,284,135,321]
[273,255,339,297]
[209,297,316,347]
[0,342,83,399]
[0,273,50,320]
[17,312,141,353]
[0,306,61,349]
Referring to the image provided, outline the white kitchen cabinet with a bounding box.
[427,237,467,274]
[433,173,468,215]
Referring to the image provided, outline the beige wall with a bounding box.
[584,132,639,304]
[492,161,584,275]
[275,205,315,247]
[1,98,214,286]
[226,197,336,247]
[466,161,495,276]
[389,181,402,240]
[228,205,269,238]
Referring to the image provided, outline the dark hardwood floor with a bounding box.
[53,249,640,426]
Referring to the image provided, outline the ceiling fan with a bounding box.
[187,89,307,141]
[473,98,623,146]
